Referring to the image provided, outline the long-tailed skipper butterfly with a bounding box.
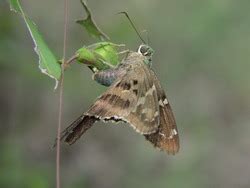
[59,44,180,154]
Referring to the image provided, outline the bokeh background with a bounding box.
[1,0,250,187]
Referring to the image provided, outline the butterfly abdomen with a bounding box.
[93,67,126,86]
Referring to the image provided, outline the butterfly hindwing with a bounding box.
[144,69,180,154]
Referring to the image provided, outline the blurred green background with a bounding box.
[1,0,250,188]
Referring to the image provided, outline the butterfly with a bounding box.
[59,44,179,154]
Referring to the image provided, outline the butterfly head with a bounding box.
[138,44,154,66]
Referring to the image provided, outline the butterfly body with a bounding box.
[60,45,180,154]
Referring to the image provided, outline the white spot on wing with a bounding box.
[145,84,156,96]
[168,129,178,139]
[159,100,164,107]
[172,129,178,135]
[159,97,168,107]
[163,98,168,105]
[154,111,159,117]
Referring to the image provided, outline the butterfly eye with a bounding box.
[138,44,154,57]
[137,45,154,66]
[139,45,148,55]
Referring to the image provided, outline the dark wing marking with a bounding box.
[55,115,97,146]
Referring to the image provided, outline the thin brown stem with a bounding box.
[56,0,69,188]
[63,54,79,70]
[66,54,78,65]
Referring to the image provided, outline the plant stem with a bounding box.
[56,1,69,188]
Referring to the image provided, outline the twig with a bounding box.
[56,0,69,188]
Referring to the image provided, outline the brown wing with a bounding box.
[58,115,97,145]
[58,53,160,146]
[144,70,180,154]
[86,61,160,134]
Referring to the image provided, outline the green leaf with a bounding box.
[9,0,61,88]
[76,0,110,41]
[76,42,124,71]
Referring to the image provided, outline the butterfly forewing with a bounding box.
[58,115,97,145]
[86,56,160,134]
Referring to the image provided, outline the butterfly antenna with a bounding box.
[118,11,146,44]
[142,29,150,45]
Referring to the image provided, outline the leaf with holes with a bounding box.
[76,0,109,41]
[9,0,61,88]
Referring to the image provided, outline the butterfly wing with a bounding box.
[58,115,97,145]
[86,60,160,134]
[60,55,160,145]
[144,69,180,154]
